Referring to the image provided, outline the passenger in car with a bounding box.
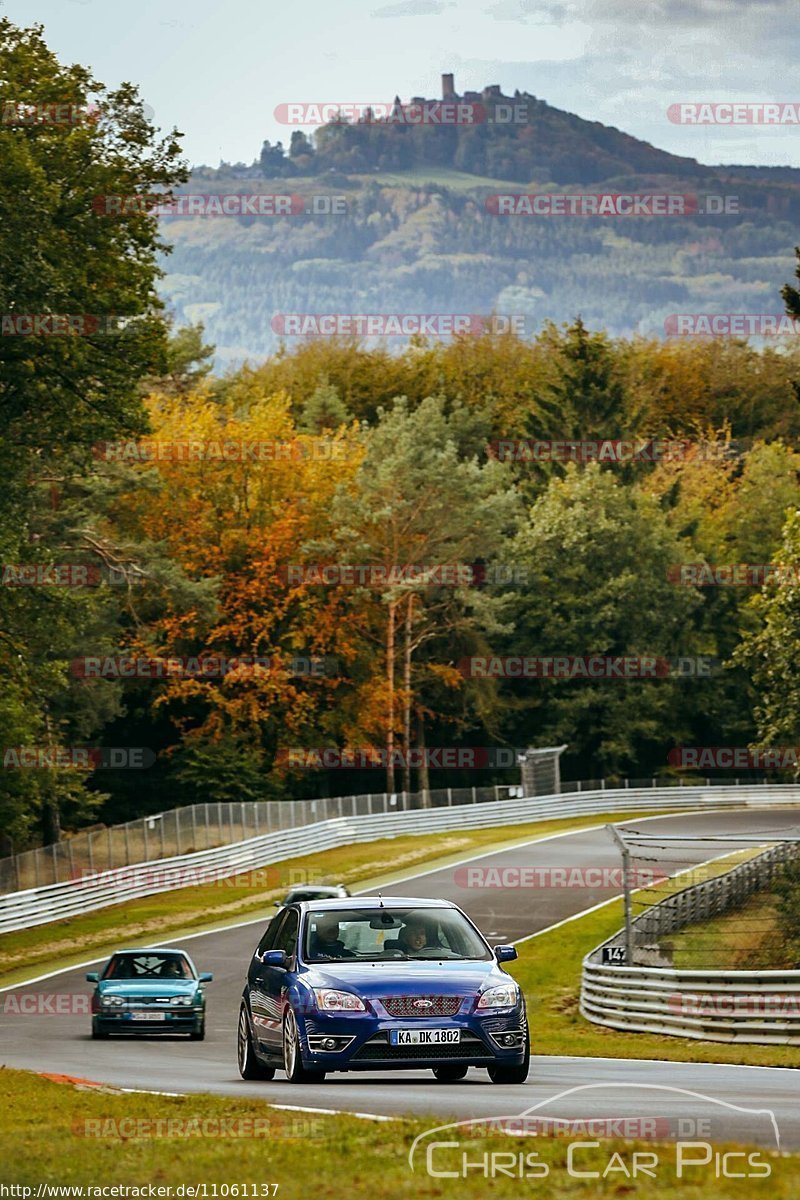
[309,915,356,959]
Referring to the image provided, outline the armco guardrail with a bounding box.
[581,841,800,1044]
[1,783,799,936]
[581,961,800,1044]
[0,774,782,894]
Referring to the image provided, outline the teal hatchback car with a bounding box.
[87,948,212,1040]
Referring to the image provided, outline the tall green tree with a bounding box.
[321,396,521,793]
[506,465,701,777]
[0,19,186,845]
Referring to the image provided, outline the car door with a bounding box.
[249,909,289,1052]
[254,907,299,1054]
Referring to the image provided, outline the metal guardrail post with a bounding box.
[607,824,634,965]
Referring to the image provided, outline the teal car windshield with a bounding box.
[102,953,195,980]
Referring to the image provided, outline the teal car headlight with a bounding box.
[171,995,195,1007]
[100,995,125,1007]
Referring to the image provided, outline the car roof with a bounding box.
[111,947,191,956]
[297,896,457,912]
[286,885,345,894]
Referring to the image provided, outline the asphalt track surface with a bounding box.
[2,807,800,1149]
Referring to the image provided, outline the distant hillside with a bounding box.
[257,74,710,185]
[159,78,800,365]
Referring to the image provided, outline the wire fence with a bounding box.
[0,785,513,894]
[607,831,800,969]
[0,772,787,896]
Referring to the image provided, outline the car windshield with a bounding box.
[102,953,194,980]
[303,906,492,962]
[285,888,337,903]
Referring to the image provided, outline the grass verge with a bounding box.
[669,891,791,970]
[0,809,667,987]
[0,1067,796,1196]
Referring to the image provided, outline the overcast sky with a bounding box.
[6,0,797,169]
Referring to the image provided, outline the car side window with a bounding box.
[275,909,299,959]
[257,911,286,956]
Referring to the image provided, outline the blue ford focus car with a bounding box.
[86,948,212,1039]
[237,896,528,1084]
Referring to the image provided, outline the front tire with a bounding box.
[432,1064,468,1082]
[190,1020,205,1041]
[237,1002,275,1080]
[282,1009,325,1084]
[487,1025,530,1084]
[91,1019,108,1040]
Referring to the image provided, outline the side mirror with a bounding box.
[198,972,213,983]
[494,945,518,964]
[273,901,283,908]
[262,949,288,969]
[85,972,99,982]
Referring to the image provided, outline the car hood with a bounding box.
[300,959,509,997]
[96,979,199,996]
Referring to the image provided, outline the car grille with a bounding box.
[380,995,464,1017]
[352,1034,491,1062]
[122,996,174,1006]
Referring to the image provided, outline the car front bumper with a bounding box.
[93,1009,204,1034]
[298,1008,527,1071]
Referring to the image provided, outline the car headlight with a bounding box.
[100,996,125,1007]
[477,983,519,1009]
[313,989,366,1012]
[171,996,195,1007]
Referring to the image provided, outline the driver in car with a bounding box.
[310,915,355,959]
[398,917,440,953]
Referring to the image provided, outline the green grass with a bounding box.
[1,1068,796,1196]
[0,810,667,987]
[669,891,793,970]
